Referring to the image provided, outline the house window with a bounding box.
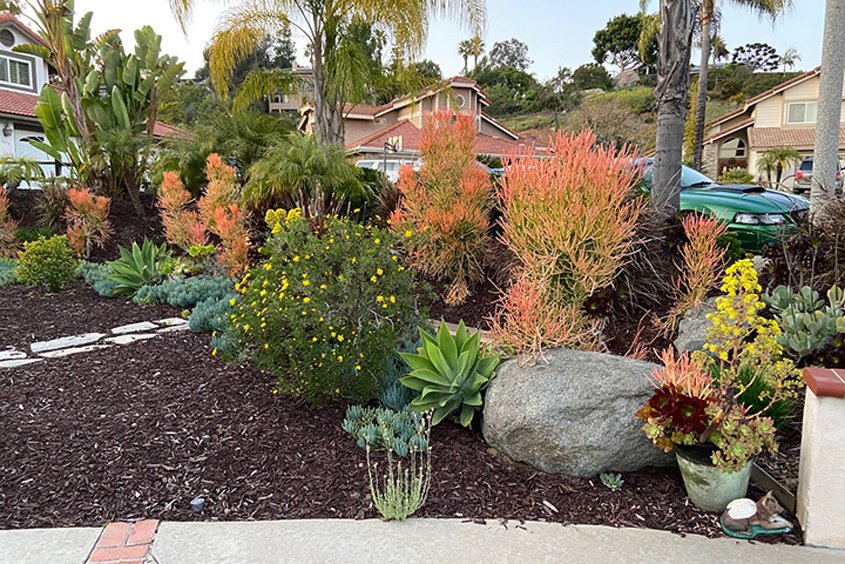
[720,138,746,159]
[0,56,31,87]
[786,102,818,125]
[456,94,466,108]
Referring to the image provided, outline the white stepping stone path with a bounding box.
[0,317,194,370]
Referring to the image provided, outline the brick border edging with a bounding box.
[86,520,160,564]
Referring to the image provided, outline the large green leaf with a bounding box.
[436,321,458,370]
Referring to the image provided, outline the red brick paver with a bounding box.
[87,520,159,564]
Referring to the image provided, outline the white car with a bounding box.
[355,159,419,183]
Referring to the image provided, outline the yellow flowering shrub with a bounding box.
[227,212,426,405]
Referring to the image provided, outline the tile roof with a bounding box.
[0,89,39,118]
[748,126,845,149]
[346,119,536,157]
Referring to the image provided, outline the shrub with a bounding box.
[390,111,491,305]
[493,130,643,355]
[16,235,78,292]
[717,167,755,185]
[227,213,424,405]
[107,239,172,296]
[158,171,207,253]
[189,294,236,334]
[342,405,429,457]
[669,214,727,322]
[400,321,499,426]
[35,180,70,231]
[133,275,233,308]
[765,285,845,365]
[0,257,18,286]
[16,226,54,243]
[0,187,18,258]
[65,188,113,258]
[77,260,118,297]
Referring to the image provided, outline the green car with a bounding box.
[641,162,809,253]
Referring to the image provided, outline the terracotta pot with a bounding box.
[675,445,751,512]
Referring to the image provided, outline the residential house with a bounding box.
[703,67,845,179]
[267,62,314,114]
[297,76,535,159]
[0,14,184,183]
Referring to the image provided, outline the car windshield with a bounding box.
[641,164,716,189]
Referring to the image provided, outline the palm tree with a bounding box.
[757,147,801,185]
[458,39,472,73]
[780,47,801,71]
[691,1,792,170]
[710,34,729,64]
[811,0,845,216]
[169,1,486,146]
[469,34,485,69]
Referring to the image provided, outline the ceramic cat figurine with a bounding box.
[721,491,793,535]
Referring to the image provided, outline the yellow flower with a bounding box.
[229,298,237,306]
[303,280,310,286]
[404,229,412,238]
[264,343,270,349]
[303,297,311,304]
[212,348,218,356]
[370,275,378,283]
[376,268,384,276]
[337,355,344,362]
[242,324,250,331]
[293,255,300,262]
[376,295,385,302]
[337,334,345,342]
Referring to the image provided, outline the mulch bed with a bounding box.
[0,285,801,545]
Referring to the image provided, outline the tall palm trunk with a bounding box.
[652,0,694,215]
[811,0,845,216]
[310,17,345,146]
[693,0,714,170]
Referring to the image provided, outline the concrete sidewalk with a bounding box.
[2,519,843,564]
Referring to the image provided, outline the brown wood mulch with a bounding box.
[0,285,800,545]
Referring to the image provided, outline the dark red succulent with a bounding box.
[644,385,711,435]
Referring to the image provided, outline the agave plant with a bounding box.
[400,320,500,427]
[107,238,172,296]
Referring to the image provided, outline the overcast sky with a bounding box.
[69,0,826,81]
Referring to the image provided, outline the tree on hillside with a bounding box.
[571,63,614,91]
[779,47,801,71]
[592,13,657,73]
[651,0,694,215]
[488,38,532,71]
[169,0,486,145]
[811,0,845,216]
[711,34,729,64]
[470,65,540,116]
[469,34,485,70]
[458,39,472,72]
[731,42,782,71]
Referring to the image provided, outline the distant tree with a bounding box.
[471,65,541,116]
[458,39,472,72]
[469,34,485,70]
[488,38,532,71]
[158,81,225,126]
[731,42,781,71]
[565,95,656,150]
[571,63,614,91]
[410,59,442,80]
[757,147,801,185]
[711,34,729,64]
[593,13,656,73]
[779,47,801,71]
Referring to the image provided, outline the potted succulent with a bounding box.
[637,260,802,512]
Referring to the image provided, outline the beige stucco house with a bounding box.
[297,76,534,159]
[703,67,845,179]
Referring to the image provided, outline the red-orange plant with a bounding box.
[213,203,249,277]
[493,130,643,355]
[65,188,112,258]
[199,153,240,232]
[158,171,207,253]
[0,187,18,257]
[669,214,728,321]
[391,110,491,305]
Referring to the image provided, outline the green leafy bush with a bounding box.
[133,275,233,308]
[765,285,845,364]
[16,235,78,292]
[0,257,18,286]
[15,226,54,243]
[717,167,755,184]
[107,239,171,296]
[400,320,499,426]
[342,405,428,457]
[77,260,118,297]
[227,213,424,405]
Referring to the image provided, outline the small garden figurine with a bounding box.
[720,491,793,539]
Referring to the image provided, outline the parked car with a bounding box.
[639,161,809,253]
[354,159,419,183]
[792,156,843,194]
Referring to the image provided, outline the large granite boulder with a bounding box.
[673,298,717,354]
[482,349,672,477]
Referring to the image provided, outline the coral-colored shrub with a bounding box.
[213,203,249,277]
[492,130,644,356]
[0,187,18,257]
[65,188,112,258]
[391,111,491,305]
[670,214,728,320]
[199,153,240,232]
[158,171,207,252]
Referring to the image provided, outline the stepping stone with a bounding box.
[105,333,158,345]
[0,358,43,369]
[31,333,105,354]
[39,344,111,358]
[111,321,159,335]
[157,325,190,334]
[155,317,189,327]
[0,349,27,361]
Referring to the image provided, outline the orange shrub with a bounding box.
[493,130,644,355]
[158,171,207,252]
[199,153,240,232]
[213,203,249,277]
[65,188,112,258]
[391,110,491,305]
[670,214,728,320]
[0,187,18,257]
